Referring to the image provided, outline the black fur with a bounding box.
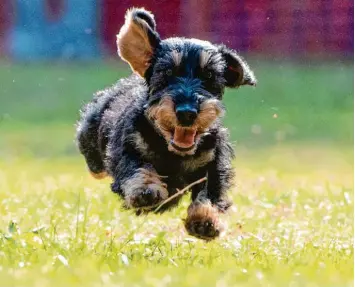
[76,8,256,239]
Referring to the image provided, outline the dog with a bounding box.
[76,7,256,240]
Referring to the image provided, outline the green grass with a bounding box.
[0,148,353,286]
[0,60,353,149]
[0,60,353,286]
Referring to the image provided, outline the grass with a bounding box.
[0,59,353,147]
[0,148,353,286]
[0,60,353,286]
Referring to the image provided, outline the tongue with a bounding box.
[173,127,197,148]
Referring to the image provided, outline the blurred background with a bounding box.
[0,0,353,165]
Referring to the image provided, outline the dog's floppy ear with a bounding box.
[116,8,161,77]
[218,45,256,88]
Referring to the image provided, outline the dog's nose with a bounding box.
[176,107,197,126]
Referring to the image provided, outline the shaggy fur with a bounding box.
[76,7,256,240]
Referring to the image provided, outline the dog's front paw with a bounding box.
[127,185,167,208]
[184,202,223,240]
[122,168,168,209]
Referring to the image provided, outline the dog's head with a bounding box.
[117,8,256,156]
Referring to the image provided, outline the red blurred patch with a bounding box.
[45,0,65,21]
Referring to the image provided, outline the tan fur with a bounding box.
[90,171,108,180]
[146,96,177,142]
[195,99,223,132]
[121,168,169,208]
[186,202,218,222]
[200,50,212,68]
[116,9,154,76]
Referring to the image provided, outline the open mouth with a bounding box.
[170,126,197,152]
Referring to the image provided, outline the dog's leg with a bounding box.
[76,92,115,179]
[185,143,234,240]
[121,168,169,209]
[110,155,168,210]
[77,115,106,178]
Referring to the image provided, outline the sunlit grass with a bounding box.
[0,145,353,287]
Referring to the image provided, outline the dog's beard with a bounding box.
[146,96,223,156]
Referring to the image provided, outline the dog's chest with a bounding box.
[179,150,215,172]
[129,131,215,175]
[149,148,215,176]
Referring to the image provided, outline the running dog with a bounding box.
[76,7,256,240]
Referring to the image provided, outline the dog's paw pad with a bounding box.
[189,219,220,239]
[132,187,162,208]
[184,202,223,240]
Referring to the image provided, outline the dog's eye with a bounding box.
[203,71,213,79]
[165,69,173,77]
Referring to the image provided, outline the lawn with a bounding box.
[0,60,353,286]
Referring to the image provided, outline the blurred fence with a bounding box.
[0,0,353,60]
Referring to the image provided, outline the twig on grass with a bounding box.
[138,177,207,213]
[154,177,207,213]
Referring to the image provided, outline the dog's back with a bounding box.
[76,74,146,177]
